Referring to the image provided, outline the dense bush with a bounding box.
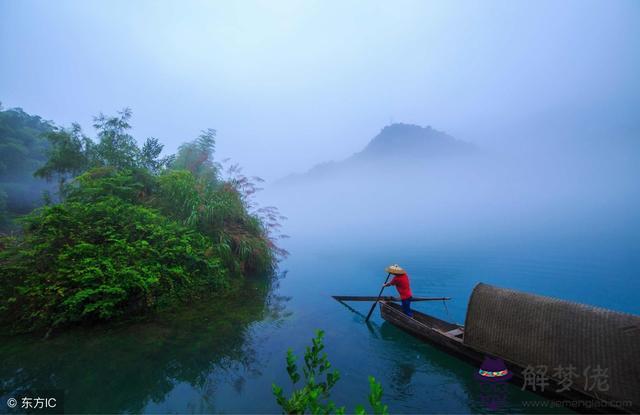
[155,169,274,275]
[0,109,284,333]
[0,196,227,333]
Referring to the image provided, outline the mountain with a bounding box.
[277,123,473,184]
[353,123,472,161]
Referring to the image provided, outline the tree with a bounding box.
[35,123,93,191]
[139,137,174,174]
[0,188,8,230]
[93,108,140,169]
[36,109,174,192]
[172,128,219,184]
[0,107,286,333]
[0,107,55,222]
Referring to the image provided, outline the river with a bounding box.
[1,223,638,413]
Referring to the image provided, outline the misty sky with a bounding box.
[1,0,639,180]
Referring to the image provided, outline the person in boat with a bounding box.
[383,264,413,317]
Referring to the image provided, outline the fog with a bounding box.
[2,0,639,180]
[260,123,640,259]
[2,1,639,250]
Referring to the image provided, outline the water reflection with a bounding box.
[377,321,570,414]
[0,276,289,414]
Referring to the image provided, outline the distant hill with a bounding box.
[353,123,472,161]
[277,123,473,184]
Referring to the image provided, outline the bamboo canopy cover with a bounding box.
[464,283,640,409]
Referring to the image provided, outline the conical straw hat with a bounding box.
[385,264,406,275]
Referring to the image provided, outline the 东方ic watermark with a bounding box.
[2,390,64,414]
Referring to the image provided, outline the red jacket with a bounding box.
[389,273,413,300]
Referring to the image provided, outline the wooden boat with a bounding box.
[336,283,640,414]
[378,301,469,355]
[332,295,450,303]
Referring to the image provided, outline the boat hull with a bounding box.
[378,301,629,414]
[379,301,479,362]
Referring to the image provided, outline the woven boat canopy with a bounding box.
[464,283,640,409]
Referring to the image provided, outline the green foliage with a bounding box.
[154,141,277,273]
[272,330,388,415]
[36,108,173,189]
[365,376,388,415]
[172,128,219,183]
[154,170,200,223]
[0,107,55,222]
[0,107,52,180]
[140,137,175,174]
[65,167,157,205]
[272,330,343,414]
[92,108,140,169]
[0,188,7,229]
[0,108,283,333]
[0,196,227,332]
[35,123,93,189]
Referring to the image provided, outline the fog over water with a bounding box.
[1,0,639,180]
[263,125,639,249]
[258,118,640,316]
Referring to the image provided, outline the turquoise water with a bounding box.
[2,225,638,413]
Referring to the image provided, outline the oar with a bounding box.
[365,273,391,322]
[334,299,367,319]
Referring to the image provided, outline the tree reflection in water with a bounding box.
[0,274,290,413]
